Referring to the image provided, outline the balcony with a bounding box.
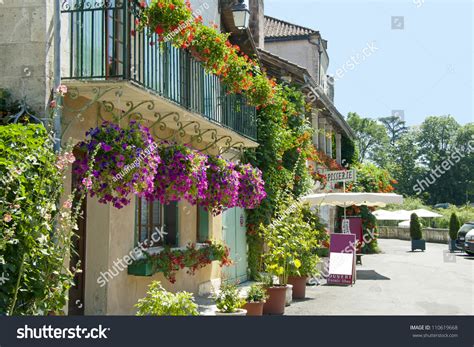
[60,1,257,142]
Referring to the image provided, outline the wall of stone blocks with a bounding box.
[0,0,54,115]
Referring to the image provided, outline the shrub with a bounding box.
[214,283,245,313]
[410,213,423,240]
[0,124,76,315]
[136,281,199,316]
[449,212,461,241]
[246,284,268,303]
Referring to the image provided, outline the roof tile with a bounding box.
[264,15,318,39]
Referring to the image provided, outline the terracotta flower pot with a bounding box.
[263,286,287,315]
[244,302,264,316]
[288,276,308,299]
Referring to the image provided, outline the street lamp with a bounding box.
[232,0,250,30]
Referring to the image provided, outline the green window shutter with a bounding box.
[198,206,209,242]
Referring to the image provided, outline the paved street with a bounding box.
[285,239,474,315]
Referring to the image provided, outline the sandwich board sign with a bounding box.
[327,233,356,286]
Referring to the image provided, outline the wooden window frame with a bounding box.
[136,198,178,248]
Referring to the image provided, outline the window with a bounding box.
[197,206,210,243]
[136,198,178,247]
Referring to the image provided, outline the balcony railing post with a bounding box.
[123,1,129,80]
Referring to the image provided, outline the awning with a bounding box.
[373,208,443,221]
[301,193,404,208]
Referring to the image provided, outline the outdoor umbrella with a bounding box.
[301,193,404,219]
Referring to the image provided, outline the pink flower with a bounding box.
[3,214,12,223]
[63,199,73,209]
[56,85,68,96]
[82,177,93,190]
[50,100,57,109]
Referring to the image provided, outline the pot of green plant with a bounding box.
[214,283,247,316]
[243,284,268,316]
[410,213,426,251]
[449,212,460,252]
[288,251,319,299]
[263,285,287,315]
[258,273,287,315]
[288,276,307,299]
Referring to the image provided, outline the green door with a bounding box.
[222,208,248,283]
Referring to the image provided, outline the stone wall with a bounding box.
[0,0,54,114]
[378,226,450,244]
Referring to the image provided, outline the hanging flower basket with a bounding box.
[146,143,207,205]
[75,121,160,209]
[236,164,266,209]
[199,156,240,216]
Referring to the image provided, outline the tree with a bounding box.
[379,115,408,146]
[416,116,470,205]
[390,129,425,196]
[418,115,460,165]
[449,213,461,241]
[347,112,389,163]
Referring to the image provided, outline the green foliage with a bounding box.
[244,86,315,279]
[351,162,395,193]
[379,115,408,146]
[260,196,326,284]
[0,124,74,315]
[435,205,474,228]
[390,130,425,196]
[341,135,358,167]
[346,112,473,206]
[214,283,245,313]
[449,213,461,240]
[246,284,268,303]
[410,213,423,240]
[135,281,199,316]
[347,112,389,163]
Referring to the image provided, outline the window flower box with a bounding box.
[128,259,155,277]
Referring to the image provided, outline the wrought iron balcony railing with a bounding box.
[60,1,257,141]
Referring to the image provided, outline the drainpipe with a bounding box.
[53,0,62,152]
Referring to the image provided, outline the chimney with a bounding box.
[249,0,265,49]
[327,75,335,102]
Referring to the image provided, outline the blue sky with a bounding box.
[263,0,473,126]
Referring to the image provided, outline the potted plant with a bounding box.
[135,281,199,316]
[259,272,288,315]
[214,283,246,316]
[288,204,326,299]
[410,213,426,251]
[288,252,320,299]
[449,212,460,252]
[243,284,268,316]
